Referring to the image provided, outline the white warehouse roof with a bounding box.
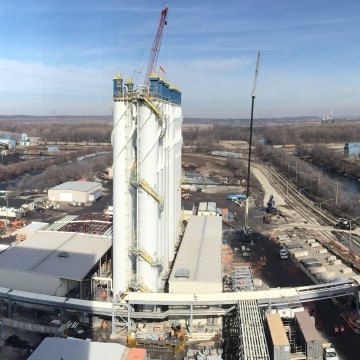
[0,231,111,281]
[28,337,126,360]
[49,181,101,192]
[169,215,222,293]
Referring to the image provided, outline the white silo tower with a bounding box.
[112,73,182,295]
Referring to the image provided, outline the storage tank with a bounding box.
[112,72,183,294]
[294,311,322,360]
[112,94,135,294]
[137,102,161,292]
[265,313,290,360]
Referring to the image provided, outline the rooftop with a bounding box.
[0,231,111,281]
[169,215,222,285]
[28,337,127,360]
[49,181,101,193]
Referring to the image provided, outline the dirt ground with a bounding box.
[184,154,359,360]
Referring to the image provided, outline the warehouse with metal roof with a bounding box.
[169,215,222,293]
[0,231,111,298]
[27,337,136,360]
[48,181,102,204]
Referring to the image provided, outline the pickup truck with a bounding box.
[279,248,289,260]
[334,219,357,230]
[323,343,338,360]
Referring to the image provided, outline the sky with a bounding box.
[0,0,359,118]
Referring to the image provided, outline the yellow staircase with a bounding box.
[129,247,161,268]
[141,94,166,139]
[130,162,164,213]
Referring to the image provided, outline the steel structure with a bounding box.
[43,213,112,235]
[238,300,270,359]
[0,280,357,334]
[144,5,168,85]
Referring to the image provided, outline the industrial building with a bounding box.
[344,142,360,157]
[112,73,183,294]
[27,337,146,360]
[48,181,102,204]
[0,197,35,219]
[0,231,111,298]
[169,216,222,293]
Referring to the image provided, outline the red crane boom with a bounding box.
[144,5,168,86]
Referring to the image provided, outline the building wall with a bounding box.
[169,280,222,294]
[0,269,65,296]
[48,187,102,204]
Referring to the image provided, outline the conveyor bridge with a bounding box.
[0,280,358,334]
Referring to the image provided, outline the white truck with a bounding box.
[323,343,338,360]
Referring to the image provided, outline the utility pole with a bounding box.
[245,51,260,231]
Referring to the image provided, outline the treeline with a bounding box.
[0,147,109,182]
[259,121,360,146]
[0,121,112,143]
[296,144,360,179]
[256,144,360,216]
[183,125,249,146]
[13,153,112,191]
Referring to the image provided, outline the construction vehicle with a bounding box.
[263,195,277,224]
[266,194,277,214]
[10,219,27,229]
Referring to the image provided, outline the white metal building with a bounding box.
[0,198,35,219]
[112,74,183,294]
[28,337,130,360]
[0,231,111,297]
[48,181,102,204]
[197,202,217,216]
[169,216,222,293]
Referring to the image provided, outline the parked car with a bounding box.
[279,248,289,260]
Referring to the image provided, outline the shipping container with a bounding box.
[294,311,322,360]
[265,313,290,360]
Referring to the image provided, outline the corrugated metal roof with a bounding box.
[169,215,222,285]
[49,181,101,193]
[28,337,126,360]
[0,231,111,281]
[18,221,49,233]
[42,215,78,231]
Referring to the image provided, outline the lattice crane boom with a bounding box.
[144,5,168,86]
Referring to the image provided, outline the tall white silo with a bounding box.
[137,103,161,292]
[112,75,136,295]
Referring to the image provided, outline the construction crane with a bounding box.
[144,5,168,86]
[244,51,260,233]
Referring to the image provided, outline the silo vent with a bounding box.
[57,251,69,258]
